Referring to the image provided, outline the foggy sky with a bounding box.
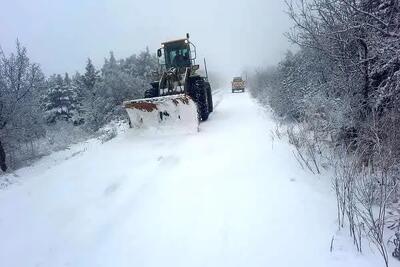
[1,0,294,78]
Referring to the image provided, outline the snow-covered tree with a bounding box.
[0,41,46,169]
[81,50,158,131]
[43,73,76,123]
[82,58,100,96]
[79,58,102,130]
[250,2,400,264]
[70,72,85,125]
[121,47,158,81]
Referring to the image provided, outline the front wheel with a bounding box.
[144,88,158,98]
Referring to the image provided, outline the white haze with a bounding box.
[0,0,293,78]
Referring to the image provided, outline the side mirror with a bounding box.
[157,49,162,58]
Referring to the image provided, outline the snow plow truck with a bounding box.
[123,34,213,131]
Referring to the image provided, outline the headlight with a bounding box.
[184,40,189,44]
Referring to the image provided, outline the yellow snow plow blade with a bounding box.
[123,94,199,133]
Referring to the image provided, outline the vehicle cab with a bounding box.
[157,34,197,71]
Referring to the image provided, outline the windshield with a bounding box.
[164,43,191,68]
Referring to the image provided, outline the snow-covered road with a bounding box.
[0,90,384,266]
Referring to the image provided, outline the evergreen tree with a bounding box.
[80,58,103,130]
[63,73,80,122]
[70,72,85,125]
[101,51,132,104]
[43,73,76,123]
[82,58,100,96]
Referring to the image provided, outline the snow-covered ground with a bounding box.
[0,89,389,266]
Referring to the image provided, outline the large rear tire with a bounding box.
[195,81,209,121]
[205,82,213,113]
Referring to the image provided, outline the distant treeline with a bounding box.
[250,1,400,266]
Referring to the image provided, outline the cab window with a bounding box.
[165,44,191,68]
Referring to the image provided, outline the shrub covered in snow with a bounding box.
[250,1,400,265]
[0,42,157,171]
